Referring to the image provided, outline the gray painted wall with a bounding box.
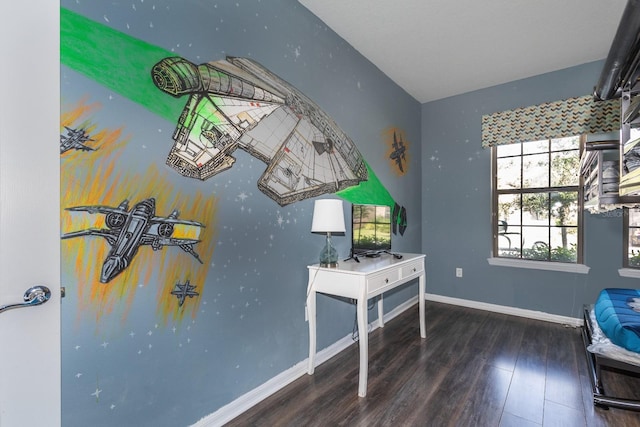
[421,60,639,320]
[60,1,636,425]
[60,1,421,426]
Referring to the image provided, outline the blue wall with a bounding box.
[60,1,637,425]
[421,60,639,319]
[60,1,421,426]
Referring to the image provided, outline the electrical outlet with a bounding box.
[456,268,463,278]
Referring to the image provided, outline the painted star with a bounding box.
[171,279,200,307]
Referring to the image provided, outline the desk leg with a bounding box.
[377,294,384,329]
[419,272,426,338]
[357,294,368,397]
[307,289,316,375]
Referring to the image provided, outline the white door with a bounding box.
[0,1,61,426]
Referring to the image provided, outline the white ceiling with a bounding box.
[298,0,628,103]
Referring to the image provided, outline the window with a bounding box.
[492,136,583,263]
[624,208,640,268]
[622,128,640,269]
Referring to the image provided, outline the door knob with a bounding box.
[0,285,51,315]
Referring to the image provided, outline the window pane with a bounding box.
[498,225,521,257]
[630,227,640,248]
[498,194,521,225]
[551,136,580,151]
[630,208,640,227]
[496,143,521,158]
[550,226,578,249]
[522,139,548,155]
[523,224,547,245]
[628,208,640,268]
[497,223,521,246]
[497,156,521,189]
[522,193,549,223]
[522,153,549,188]
[629,225,640,267]
[550,227,578,262]
[551,150,580,186]
[550,192,578,226]
[522,226,548,260]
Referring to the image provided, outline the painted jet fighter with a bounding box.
[60,126,96,154]
[152,56,368,206]
[171,279,199,307]
[389,130,407,173]
[62,198,204,283]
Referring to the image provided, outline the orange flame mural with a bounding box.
[61,98,217,334]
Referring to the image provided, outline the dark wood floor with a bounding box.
[226,301,640,426]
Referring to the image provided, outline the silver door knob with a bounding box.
[0,285,51,315]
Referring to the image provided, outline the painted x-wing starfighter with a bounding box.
[62,198,204,283]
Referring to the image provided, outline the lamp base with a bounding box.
[319,261,339,268]
[318,233,339,268]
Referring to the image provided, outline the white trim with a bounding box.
[487,257,590,274]
[425,293,583,327]
[618,268,640,278]
[192,296,419,426]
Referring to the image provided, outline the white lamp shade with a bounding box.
[311,199,346,233]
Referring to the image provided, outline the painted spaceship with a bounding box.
[151,56,368,206]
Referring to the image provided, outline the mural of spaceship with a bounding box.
[62,198,204,283]
[151,56,368,206]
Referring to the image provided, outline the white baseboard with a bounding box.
[425,293,583,327]
[192,293,580,426]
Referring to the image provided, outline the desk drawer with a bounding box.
[367,270,400,293]
[401,260,424,278]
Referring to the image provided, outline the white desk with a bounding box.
[306,252,426,397]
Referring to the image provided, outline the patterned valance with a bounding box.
[481,95,620,147]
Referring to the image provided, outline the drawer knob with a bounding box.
[412,268,416,272]
[385,278,389,283]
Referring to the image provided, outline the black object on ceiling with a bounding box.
[594,0,640,101]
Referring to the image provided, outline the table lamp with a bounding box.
[311,199,346,268]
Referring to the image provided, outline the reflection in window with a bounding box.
[493,136,582,263]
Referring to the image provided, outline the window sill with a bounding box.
[487,257,590,274]
[618,268,640,278]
